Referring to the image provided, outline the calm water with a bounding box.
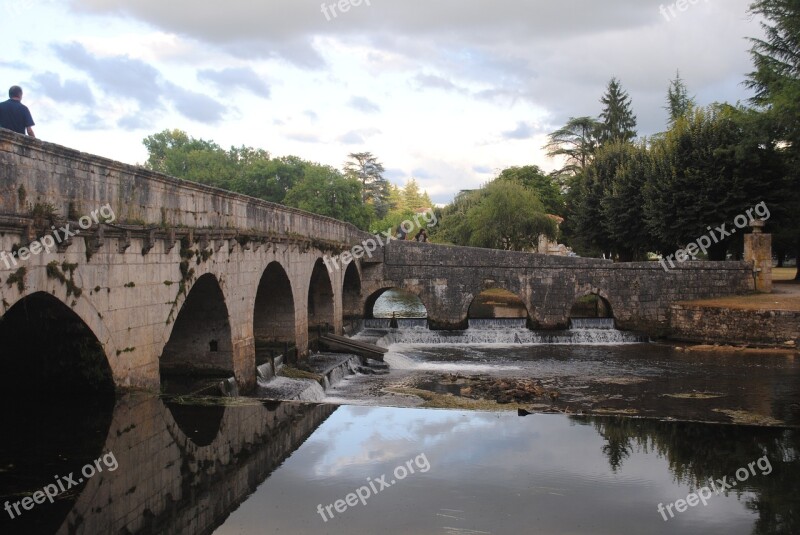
[2,395,798,534]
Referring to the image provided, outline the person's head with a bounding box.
[8,86,22,99]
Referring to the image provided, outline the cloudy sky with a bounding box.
[2,0,761,204]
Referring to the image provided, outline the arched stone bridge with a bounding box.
[0,131,754,392]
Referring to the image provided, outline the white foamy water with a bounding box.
[377,328,647,346]
[383,349,522,372]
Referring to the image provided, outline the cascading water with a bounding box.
[364,318,429,329]
[468,318,527,329]
[569,318,616,330]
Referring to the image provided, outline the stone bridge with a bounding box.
[0,130,755,393]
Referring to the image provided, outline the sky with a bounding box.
[1,0,762,204]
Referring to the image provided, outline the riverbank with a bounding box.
[670,280,800,347]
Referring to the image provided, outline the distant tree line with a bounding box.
[141,131,437,232]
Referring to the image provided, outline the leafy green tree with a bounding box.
[598,78,638,145]
[665,71,696,126]
[465,181,557,251]
[284,164,373,229]
[746,0,800,279]
[343,152,391,218]
[497,165,565,216]
[142,129,236,188]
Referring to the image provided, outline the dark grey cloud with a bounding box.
[117,113,150,131]
[0,60,30,70]
[68,0,759,136]
[197,66,270,97]
[410,169,433,179]
[32,72,95,105]
[338,128,380,145]
[76,111,106,130]
[412,74,466,94]
[53,41,161,107]
[53,42,227,125]
[502,121,537,140]
[348,96,380,113]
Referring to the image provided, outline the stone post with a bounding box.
[743,219,772,293]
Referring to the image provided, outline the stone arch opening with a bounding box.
[342,262,362,320]
[160,274,233,384]
[253,262,296,363]
[308,259,335,331]
[0,292,114,396]
[364,288,428,319]
[468,288,529,319]
[569,292,614,319]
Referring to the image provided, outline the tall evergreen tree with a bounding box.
[544,116,602,177]
[598,78,638,145]
[343,152,390,219]
[665,71,696,126]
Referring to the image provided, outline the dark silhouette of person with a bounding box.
[0,86,35,137]
[396,224,407,240]
[414,228,428,242]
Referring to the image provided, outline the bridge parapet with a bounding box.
[0,130,372,247]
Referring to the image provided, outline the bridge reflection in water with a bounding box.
[2,397,799,534]
[0,394,336,535]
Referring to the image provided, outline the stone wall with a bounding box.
[670,303,800,346]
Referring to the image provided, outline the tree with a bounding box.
[746,0,800,279]
[544,116,601,177]
[284,164,373,229]
[497,166,565,216]
[598,78,638,145]
[643,105,785,259]
[665,71,696,126]
[599,141,653,261]
[142,129,236,188]
[465,180,558,251]
[343,152,391,219]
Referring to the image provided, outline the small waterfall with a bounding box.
[364,318,428,329]
[381,327,647,345]
[569,318,616,330]
[468,318,527,329]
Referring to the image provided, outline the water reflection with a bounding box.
[1,398,798,534]
[0,394,336,535]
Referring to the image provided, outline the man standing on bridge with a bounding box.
[0,85,35,137]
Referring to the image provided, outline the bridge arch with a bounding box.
[342,261,362,320]
[0,291,115,395]
[308,258,335,330]
[160,273,234,380]
[253,262,296,356]
[364,287,429,319]
[568,288,615,319]
[467,287,529,321]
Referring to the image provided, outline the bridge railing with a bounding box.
[0,130,373,247]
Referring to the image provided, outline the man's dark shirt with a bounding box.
[0,99,34,135]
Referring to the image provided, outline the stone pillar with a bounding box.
[744,220,772,293]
